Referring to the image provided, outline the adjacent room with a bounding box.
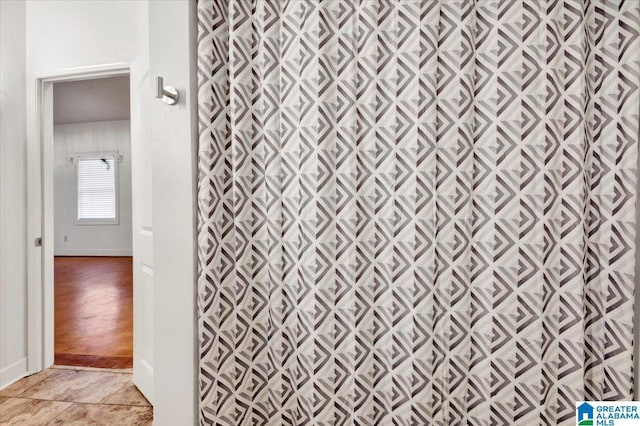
[52,77,133,369]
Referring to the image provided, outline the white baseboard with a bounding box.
[54,249,133,256]
[0,357,28,390]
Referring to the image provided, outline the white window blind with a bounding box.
[77,156,117,222]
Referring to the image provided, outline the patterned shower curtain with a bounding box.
[196,1,639,424]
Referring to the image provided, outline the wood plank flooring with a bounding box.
[54,257,133,369]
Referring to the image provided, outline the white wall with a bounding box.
[23,0,148,373]
[150,1,198,424]
[0,0,28,389]
[22,4,199,422]
[54,120,132,256]
[25,0,147,75]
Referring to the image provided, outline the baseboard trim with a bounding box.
[54,249,133,256]
[0,357,28,390]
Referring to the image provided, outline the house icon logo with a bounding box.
[577,402,594,425]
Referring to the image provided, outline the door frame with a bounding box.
[26,63,132,373]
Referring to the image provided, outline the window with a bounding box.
[76,153,119,224]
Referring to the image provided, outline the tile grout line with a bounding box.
[41,401,153,426]
[2,367,152,424]
[0,371,55,399]
[42,399,78,426]
[4,369,133,399]
[1,367,133,398]
[98,377,133,405]
[4,395,151,408]
[3,371,148,408]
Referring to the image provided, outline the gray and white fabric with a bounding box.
[196,1,640,424]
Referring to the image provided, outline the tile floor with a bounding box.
[0,366,152,425]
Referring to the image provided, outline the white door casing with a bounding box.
[27,66,152,396]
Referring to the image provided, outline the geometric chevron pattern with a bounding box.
[196,1,640,424]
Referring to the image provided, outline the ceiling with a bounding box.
[53,76,130,124]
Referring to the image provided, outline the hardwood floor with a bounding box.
[54,257,133,369]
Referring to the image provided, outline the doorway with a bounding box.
[27,63,154,403]
[51,76,133,369]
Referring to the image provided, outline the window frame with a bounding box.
[75,151,120,226]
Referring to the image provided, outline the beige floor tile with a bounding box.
[0,370,57,397]
[102,382,151,406]
[1,369,152,425]
[46,403,153,426]
[0,396,72,426]
[19,369,131,404]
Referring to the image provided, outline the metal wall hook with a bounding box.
[156,76,180,105]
